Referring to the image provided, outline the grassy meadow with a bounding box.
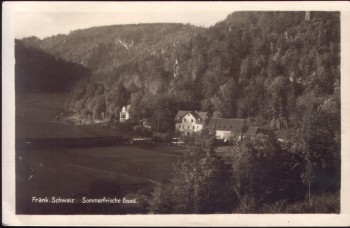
[16,93,187,213]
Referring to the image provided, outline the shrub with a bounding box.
[284,192,340,213]
[150,147,236,214]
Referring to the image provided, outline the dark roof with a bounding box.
[196,111,207,120]
[258,128,272,135]
[175,110,207,121]
[174,110,188,120]
[244,126,259,136]
[274,130,289,139]
[207,118,245,133]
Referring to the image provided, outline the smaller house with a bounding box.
[120,105,131,122]
[274,130,289,143]
[207,118,246,141]
[243,126,259,138]
[243,126,271,140]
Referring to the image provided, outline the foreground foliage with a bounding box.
[149,129,339,213]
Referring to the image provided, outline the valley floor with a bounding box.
[16,145,187,214]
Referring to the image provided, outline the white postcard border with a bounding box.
[2,1,350,226]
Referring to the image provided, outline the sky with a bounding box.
[14,2,236,39]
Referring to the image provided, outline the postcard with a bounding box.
[2,1,350,226]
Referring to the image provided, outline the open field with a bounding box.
[15,93,188,214]
[17,145,187,214]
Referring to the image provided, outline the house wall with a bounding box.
[216,130,231,140]
[182,113,199,124]
[176,122,203,134]
[216,130,242,140]
[120,111,129,122]
[175,113,204,135]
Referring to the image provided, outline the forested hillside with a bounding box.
[20,12,340,133]
[15,40,91,93]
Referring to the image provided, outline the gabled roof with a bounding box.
[175,110,208,121]
[174,110,188,120]
[207,118,245,133]
[196,111,207,120]
[243,127,272,137]
[274,130,289,139]
[244,126,259,136]
[121,105,131,113]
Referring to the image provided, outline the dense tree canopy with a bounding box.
[19,12,339,132]
[15,40,90,93]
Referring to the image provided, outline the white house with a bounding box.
[206,118,247,141]
[174,110,271,142]
[175,111,208,136]
[120,105,131,122]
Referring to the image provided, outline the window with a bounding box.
[188,126,190,129]
[183,119,187,123]
[178,125,181,129]
[193,126,195,130]
[191,119,194,123]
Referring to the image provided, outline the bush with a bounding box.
[230,136,305,213]
[283,192,340,213]
[150,147,236,214]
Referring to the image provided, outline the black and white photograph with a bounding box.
[2,1,350,226]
